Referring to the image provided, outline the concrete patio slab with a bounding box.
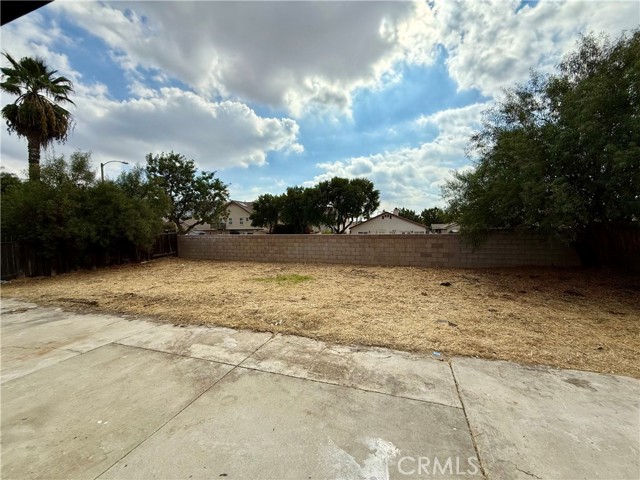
[2,300,639,480]
[117,322,272,365]
[1,304,155,383]
[100,367,480,480]
[1,343,232,480]
[1,298,39,314]
[241,334,461,407]
[452,357,640,480]
[1,298,53,323]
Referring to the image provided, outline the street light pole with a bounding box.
[100,161,129,182]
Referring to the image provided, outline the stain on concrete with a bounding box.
[321,436,400,480]
[2,306,37,315]
[563,377,597,391]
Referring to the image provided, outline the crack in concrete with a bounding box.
[6,344,83,355]
[516,466,542,479]
[62,348,84,354]
[506,461,542,479]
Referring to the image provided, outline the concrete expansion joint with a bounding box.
[114,323,158,343]
[235,362,463,410]
[111,341,238,368]
[93,347,245,480]
[448,360,488,479]
[237,333,277,368]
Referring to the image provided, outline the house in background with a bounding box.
[349,211,427,234]
[182,219,215,235]
[181,200,265,234]
[430,222,460,234]
[224,200,265,234]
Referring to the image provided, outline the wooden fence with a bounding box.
[152,232,178,258]
[0,238,20,281]
[0,233,178,281]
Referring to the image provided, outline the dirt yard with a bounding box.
[2,258,639,377]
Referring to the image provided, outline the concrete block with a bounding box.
[101,368,479,479]
[452,357,640,480]
[118,323,272,365]
[1,306,154,383]
[1,344,231,480]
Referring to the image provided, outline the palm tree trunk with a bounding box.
[27,136,41,181]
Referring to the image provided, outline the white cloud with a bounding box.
[312,102,488,211]
[51,0,434,116]
[227,177,290,204]
[1,10,303,177]
[2,0,637,208]
[81,87,302,166]
[433,0,640,97]
[47,0,638,116]
[1,86,303,176]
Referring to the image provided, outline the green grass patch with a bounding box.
[255,274,313,284]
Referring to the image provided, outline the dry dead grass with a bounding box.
[2,257,639,377]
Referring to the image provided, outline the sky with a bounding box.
[1,0,638,212]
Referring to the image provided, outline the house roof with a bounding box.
[226,200,254,214]
[181,218,215,230]
[350,211,428,231]
[431,222,460,230]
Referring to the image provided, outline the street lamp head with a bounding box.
[100,160,130,182]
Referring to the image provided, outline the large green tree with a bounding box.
[0,170,21,194]
[420,207,449,227]
[278,186,323,234]
[251,177,380,234]
[317,177,380,234]
[1,53,75,181]
[444,30,640,264]
[396,208,422,223]
[250,193,283,233]
[145,152,229,234]
[1,152,163,270]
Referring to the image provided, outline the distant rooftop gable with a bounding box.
[226,200,254,214]
[351,211,428,230]
[431,222,460,233]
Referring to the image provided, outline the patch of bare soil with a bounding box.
[2,258,639,377]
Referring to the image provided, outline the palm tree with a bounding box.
[1,52,75,181]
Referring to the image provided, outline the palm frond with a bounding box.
[0,81,22,96]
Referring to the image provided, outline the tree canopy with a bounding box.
[420,207,450,227]
[393,207,451,228]
[250,194,282,233]
[145,152,229,234]
[1,152,164,270]
[396,208,422,224]
[318,177,380,233]
[250,176,380,234]
[444,30,640,264]
[1,52,75,181]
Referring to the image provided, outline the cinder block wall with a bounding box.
[178,233,581,268]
